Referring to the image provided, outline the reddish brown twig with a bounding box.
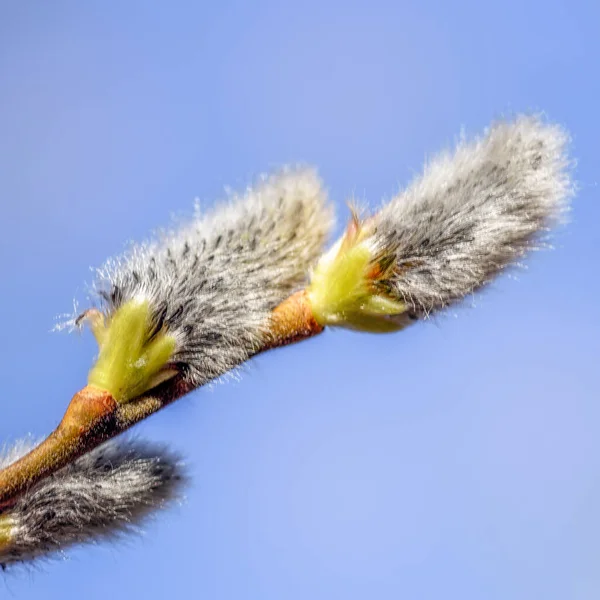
[0,290,323,509]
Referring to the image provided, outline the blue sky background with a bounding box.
[0,1,599,598]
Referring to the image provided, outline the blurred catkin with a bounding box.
[0,439,185,567]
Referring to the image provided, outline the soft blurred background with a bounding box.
[0,1,598,598]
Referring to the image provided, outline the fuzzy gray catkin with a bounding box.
[92,168,333,387]
[0,439,185,567]
[372,116,573,317]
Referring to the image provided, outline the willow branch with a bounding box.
[0,117,573,564]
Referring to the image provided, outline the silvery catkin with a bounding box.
[92,168,334,387]
[307,115,573,333]
[373,115,572,317]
